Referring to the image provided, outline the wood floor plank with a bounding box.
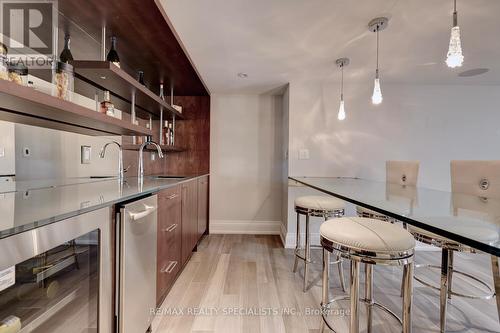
[155,235,500,333]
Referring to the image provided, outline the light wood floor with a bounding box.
[152,235,500,333]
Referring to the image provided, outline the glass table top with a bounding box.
[290,177,500,257]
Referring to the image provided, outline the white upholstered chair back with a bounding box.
[386,161,419,186]
[451,160,500,199]
[451,160,500,220]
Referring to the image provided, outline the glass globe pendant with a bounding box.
[335,58,349,121]
[446,0,464,68]
[368,17,388,105]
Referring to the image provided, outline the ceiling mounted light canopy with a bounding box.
[368,17,388,105]
[446,0,464,68]
[336,58,349,121]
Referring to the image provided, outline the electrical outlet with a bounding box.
[0,147,4,157]
[299,149,310,160]
[22,147,30,157]
[81,146,91,164]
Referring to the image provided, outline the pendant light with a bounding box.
[446,0,464,68]
[368,17,389,105]
[336,58,349,121]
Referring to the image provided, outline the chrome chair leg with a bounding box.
[321,249,331,333]
[491,255,500,324]
[338,256,346,292]
[440,249,450,333]
[402,262,414,333]
[365,264,374,333]
[304,214,311,292]
[448,251,454,300]
[350,260,360,333]
[293,213,300,273]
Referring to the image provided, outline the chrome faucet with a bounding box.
[99,141,124,180]
[138,141,164,180]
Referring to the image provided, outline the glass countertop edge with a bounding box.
[0,174,208,240]
[289,176,500,257]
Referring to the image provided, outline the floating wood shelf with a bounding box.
[123,144,185,153]
[0,79,152,136]
[71,61,183,119]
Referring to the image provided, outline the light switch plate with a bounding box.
[81,145,91,164]
[299,149,310,160]
[0,147,4,157]
[22,147,30,157]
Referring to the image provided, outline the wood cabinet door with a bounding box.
[181,180,198,265]
[197,176,209,239]
[157,186,182,305]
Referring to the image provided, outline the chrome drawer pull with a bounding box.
[162,224,178,233]
[161,261,178,274]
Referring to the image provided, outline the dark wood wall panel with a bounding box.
[59,0,208,96]
[123,95,210,176]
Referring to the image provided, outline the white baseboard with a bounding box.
[210,219,281,235]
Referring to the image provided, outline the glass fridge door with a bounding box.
[0,230,100,333]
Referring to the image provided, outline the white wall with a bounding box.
[210,93,285,234]
[283,79,500,247]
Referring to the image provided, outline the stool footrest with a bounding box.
[414,264,495,300]
[294,249,342,265]
[321,295,402,332]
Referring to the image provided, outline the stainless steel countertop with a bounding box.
[0,175,208,239]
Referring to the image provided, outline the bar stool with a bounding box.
[320,217,415,333]
[294,195,346,292]
[356,160,419,228]
[408,160,500,332]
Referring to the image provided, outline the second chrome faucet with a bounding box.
[138,141,164,180]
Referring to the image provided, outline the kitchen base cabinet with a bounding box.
[197,176,209,239]
[181,179,199,265]
[157,186,182,305]
[156,176,209,306]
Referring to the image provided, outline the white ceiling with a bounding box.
[159,0,500,94]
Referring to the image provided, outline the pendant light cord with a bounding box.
[341,64,344,100]
[376,26,380,78]
[453,0,458,27]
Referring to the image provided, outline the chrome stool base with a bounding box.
[321,296,402,333]
[293,206,346,293]
[321,238,414,333]
[414,264,495,300]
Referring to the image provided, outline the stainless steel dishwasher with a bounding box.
[116,195,157,333]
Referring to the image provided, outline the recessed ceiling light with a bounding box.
[458,68,489,77]
[237,73,248,78]
[100,76,106,80]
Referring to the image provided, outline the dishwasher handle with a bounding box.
[128,204,157,222]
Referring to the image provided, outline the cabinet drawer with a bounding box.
[157,186,182,305]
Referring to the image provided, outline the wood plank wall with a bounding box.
[122,95,210,176]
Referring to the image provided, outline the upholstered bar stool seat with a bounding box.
[293,195,346,293]
[320,217,415,333]
[295,195,345,212]
[356,204,409,223]
[409,216,499,249]
[320,217,416,254]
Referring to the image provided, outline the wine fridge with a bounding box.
[0,207,113,332]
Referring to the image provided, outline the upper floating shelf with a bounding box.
[0,79,151,136]
[71,61,183,119]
